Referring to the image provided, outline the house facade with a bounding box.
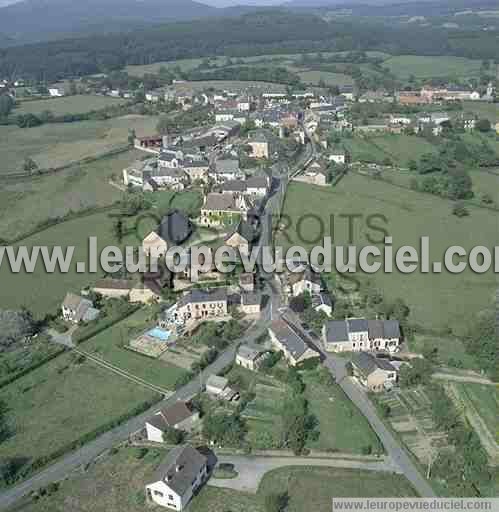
[351,352,398,392]
[323,318,401,353]
[145,402,199,442]
[176,288,228,325]
[61,293,99,323]
[145,445,208,510]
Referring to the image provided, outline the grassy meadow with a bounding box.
[298,70,354,86]
[0,115,158,173]
[14,95,127,116]
[278,177,496,333]
[0,352,156,465]
[383,55,483,79]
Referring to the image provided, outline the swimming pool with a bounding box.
[146,328,172,342]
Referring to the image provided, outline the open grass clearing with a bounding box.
[14,95,127,116]
[383,55,483,79]
[0,149,140,240]
[0,211,121,317]
[298,70,353,86]
[0,352,156,466]
[0,115,158,173]
[277,177,496,333]
[303,370,383,454]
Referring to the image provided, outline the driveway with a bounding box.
[208,454,401,493]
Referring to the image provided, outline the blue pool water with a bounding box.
[146,328,172,342]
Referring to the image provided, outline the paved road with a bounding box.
[0,324,269,511]
[208,454,401,493]
[432,372,495,386]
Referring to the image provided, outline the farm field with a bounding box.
[0,114,158,173]
[383,55,483,79]
[0,149,139,240]
[342,134,437,166]
[0,351,156,467]
[461,101,499,122]
[14,95,127,116]
[277,178,496,333]
[82,308,187,391]
[15,446,416,512]
[298,70,353,86]
[0,211,120,317]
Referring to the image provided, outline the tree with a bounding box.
[452,201,469,218]
[112,217,124,243]
[399,358,433,388]
[0,95,14,117]
[202,411,246,446]
[475,118,491,133]
[0,309,35,349]
[265,491,289,512]
[447,168,473,201]
[128,128,136,146]
[23,157,38,174]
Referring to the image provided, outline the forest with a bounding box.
[0,10,498,82]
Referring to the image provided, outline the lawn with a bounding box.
[14,95,127,116]
[0,149,139,240]
[303,370,383,454]
[0,114,159,173]
[14,446,417,512]
[82,308,187,391]
[0,210,121,317]
[277,177,496,333]
[383,55,482,79]
[0,353,156,466]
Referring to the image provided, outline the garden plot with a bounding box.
[159,343,209,370]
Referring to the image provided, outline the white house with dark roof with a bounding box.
[268,317,319,366]
[289,266,322,297]
[236,345,268,371]
[323,318,401,353]
[61,293,99,324]
[200,193,253,227]
[176,288,228,325]
[145,445,208,510]
[145,401,199,442]
[212,158,244,183]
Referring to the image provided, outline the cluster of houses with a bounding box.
[397,83,495,105]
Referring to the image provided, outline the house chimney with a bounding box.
[175,464,183,473]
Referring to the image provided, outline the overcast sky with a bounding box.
[203,0,284,6]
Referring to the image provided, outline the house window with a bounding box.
[168,495,174,501]
[154,491,164,497]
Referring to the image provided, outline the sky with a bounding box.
[203,0,283,5]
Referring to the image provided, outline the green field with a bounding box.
[0,114,158,173]
[82,309,187,391]
[0,352,156,465]
[0,149,140,240]
[454,383,499,436]
[14,95,127,116]
[409,334,478,369]
[278,177,496,333]
[0,211,121,317]
[461,101,499,123]
[342,134,437,166]
[15,446,416,512]
[383,55,483,79]
[298,70,354,87]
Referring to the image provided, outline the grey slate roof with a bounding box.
[382,319,401,339]
[348,318,369,333]
[237,344,263,361]
[220,180,247,193]
[225,220,256,243]
[269,318,317,360]
[214,159,240,174]
[178,288,228,307]
[241,291,260,306]
[157,211,192,245]
[324,320,349,343]
[152,445,207,495]
[352,352,396,377]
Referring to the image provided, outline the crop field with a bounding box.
[82,308,187,391]
[14,95,127,116]
[0,149,140,240]
[383,55,483,79]
[0,210,121,317]
[277,177,496,332]
[0,351,156,466]
[0,114,159,173]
